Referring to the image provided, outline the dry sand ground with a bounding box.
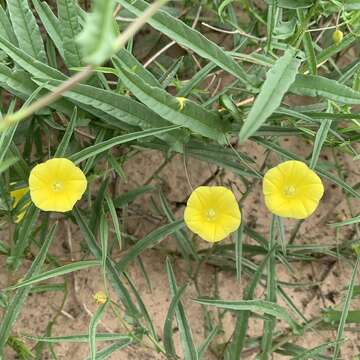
[1,135,360,359]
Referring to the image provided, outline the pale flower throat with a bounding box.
[52,181,64,192]
[206,208,216,221]
[284,185,296,197]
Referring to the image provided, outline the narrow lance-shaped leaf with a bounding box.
[32,0,64,58]
[5,260,100,291]
[34,77,188,149]
[239,47,301,143]
[77,0,116,65]
[7,0,47,63]
[0,5,18,44]
[69,125,182,164]
[54,107,78,157]
[24,333,132,343]
[290,74,360,104]
[116,220,185,271]
[194,298,301,334]
[116,63,228,143]
[57,0,83,67]
[89,302,107,360]
[265,0,314,8]
[166,259,198,360]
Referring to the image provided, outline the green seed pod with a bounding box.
[332,29,344,44]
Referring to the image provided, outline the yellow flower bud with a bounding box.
[93,291,107,305]
[176,97,187,111]
[332,29,344,44]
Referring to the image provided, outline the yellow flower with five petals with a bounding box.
[29,158,87,212]
[184,186,241,243]
[263,160,324,219]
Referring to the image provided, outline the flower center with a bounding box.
[284,185,296,197]
[52,181,64,192]
[206,208,216,221]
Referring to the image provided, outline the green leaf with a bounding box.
[89,302,107,360]
[198,326,219,359]
[7,0,47,63]
[77,0,117,65]
[234,222,244,282]
[57,0,83,67]
[291,74,360,104]
[113,186,155,208]
[309,118,332,169]
[116,64,227,143]
[0,35,65,80]
[0,5,18,44]
[229,251,273,358]
[0,224,57,354]
[5,260,100,291]
[265,0,314,8]
[323,310,360,324]
[24,333,132,343]
[163,284,188,358]
[297,9,317,75]
[84,339,133,360]
[114,0,255,89]
[195,299,301,333]
[239,48,301,143]
[9,205,40,271]
[105,192,122,251]
[329,215,360,227]
[34,77,188,148]
[69,125,182,164]
[333,256,360,359]
[32,0,64,58]
[116,220,185,271]
[291,341,341,360]
[166,259,198,360]
[54,107,77,157]
[115,50,161,88]
[260,217,277,360]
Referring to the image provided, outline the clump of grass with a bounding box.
[0,0,359,359]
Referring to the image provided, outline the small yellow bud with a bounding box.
[332,29,344,44]
[176,97,187,111]
[352,243,360,257]
[93,291,107,305]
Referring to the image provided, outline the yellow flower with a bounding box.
[184,186,241,243]
[93,291,107,305]
[263,160,324,219]
[11,187,30,223]
[29,158,87,212]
